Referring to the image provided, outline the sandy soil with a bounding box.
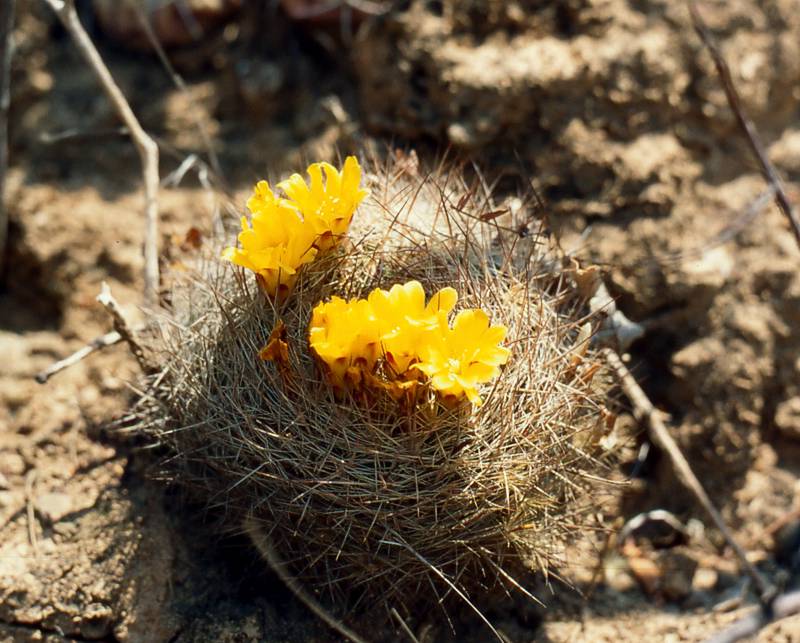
[1,1,799,641]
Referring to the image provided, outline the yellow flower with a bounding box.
[413,309,510,406]
[246,179,293,216]
[309,282,509,407]
[278,156,369,252]
[222,181,319,297]
[309,296,383,390]
[367,281,457,376]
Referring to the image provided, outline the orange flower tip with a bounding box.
[258,340,288,363]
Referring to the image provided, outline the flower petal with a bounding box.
[426,287,458,316]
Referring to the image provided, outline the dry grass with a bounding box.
[128,155,615,623]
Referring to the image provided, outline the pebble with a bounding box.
[775,396,800,440]
[692,567,718,592]
[1,452,26,476]
[34,492,74,524]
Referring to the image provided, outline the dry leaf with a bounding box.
[258,320,290,374]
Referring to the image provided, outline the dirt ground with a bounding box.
[1,0,799,641]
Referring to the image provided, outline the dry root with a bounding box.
[127,155,616,623]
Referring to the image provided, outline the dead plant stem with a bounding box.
[96,282,151,374]
[24,469,39,556]
[689,1,800,250]
[35,330,124,384]
[602,348,775,604]
[705,589,800,643]
[0,0,14,278]
[42,0,161,306]
[244,518,368,643]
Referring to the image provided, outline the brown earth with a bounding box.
[1,0,799,641]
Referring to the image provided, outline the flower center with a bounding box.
[447,357,461,372]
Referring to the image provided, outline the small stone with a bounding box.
[1,452,26,476]
[692,567,718,591]
[34,492,74,523]
[625,551,661,596]
[447,123,475,147]
[0,472,9,489]
[775,396,800,440]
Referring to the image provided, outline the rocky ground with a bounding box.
[1,1,799,641]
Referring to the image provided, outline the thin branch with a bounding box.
[383,535,504,642]
[602,348,776,604]
[96,282,151,374]
[0,0,14,278]
[39,125,129,143]
[35,330,123,384]
[244,518,368,643]
[689,1,800,250]
[705,589,800,643]
[42,0,161,306]
[24,469,39,556]
[391,608,420,643]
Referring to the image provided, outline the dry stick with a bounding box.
[35,330,123,384]
[689,1,800,250]
[24,469,39,556]
[390,608,420,643]
[244,518,368,643]
[96,282,151,374]
[601,348,775,604]
[42,0,160,307]
[0,0,14,278]
[705,589,800,643]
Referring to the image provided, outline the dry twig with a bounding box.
[244,518,368,643]
[705,589,800,643]
[42,0,161,306]
[602,348,775,603]
[35,330,123,384]
[0,0,14,278]
[689,1,800,250]
[96,282,150,374]
[24,469,39,556]
[606,346,800,642]
[390,608,420,643]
